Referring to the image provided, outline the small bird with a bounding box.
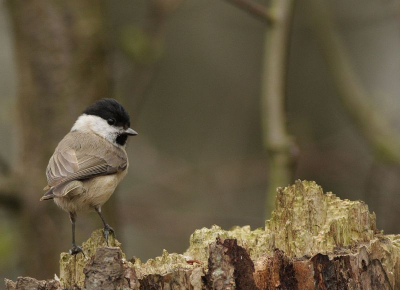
[41,98,137,255]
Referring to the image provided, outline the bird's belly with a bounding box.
[83,175,119,206]
[54,170,127,213]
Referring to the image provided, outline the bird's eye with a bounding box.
[107,118,116,125]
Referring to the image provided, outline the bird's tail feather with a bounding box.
[40,187,55,201]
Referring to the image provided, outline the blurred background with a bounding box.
[1,0,400,282]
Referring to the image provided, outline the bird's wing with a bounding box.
[46,152,118,187]
[45,132,127,189]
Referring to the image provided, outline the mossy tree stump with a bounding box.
[5,180,400,289]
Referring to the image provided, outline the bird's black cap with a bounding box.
[84,98,131,128]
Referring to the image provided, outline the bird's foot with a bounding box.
[69,244,85,257]
[103,224,115,246]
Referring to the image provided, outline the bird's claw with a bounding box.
[69,245,85,257]
[103,224,115,246]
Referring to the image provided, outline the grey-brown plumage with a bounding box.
[41,131,128,211]
[41,98,137,255]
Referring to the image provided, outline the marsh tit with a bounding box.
[41,98,137,255]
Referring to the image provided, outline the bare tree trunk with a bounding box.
[222,0,298,220]
[6,0,111,279]
[6,181,400,289]
[261,0,296,218]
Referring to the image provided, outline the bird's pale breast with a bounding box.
[54,169,127,213]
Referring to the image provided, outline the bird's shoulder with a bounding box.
[56,131,127,159]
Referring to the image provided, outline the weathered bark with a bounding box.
[6,180,400,289]
[4,277,62,290]
[6,0,111,279]
[205,238,258,290]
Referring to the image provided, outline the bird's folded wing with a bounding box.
[46,147,126,188]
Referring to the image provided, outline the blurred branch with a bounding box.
[305,0,400,164]
[223,0,297,217]
[222,0,275,24]
[261,0,296,217]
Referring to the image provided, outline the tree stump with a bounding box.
[5,180,400,289]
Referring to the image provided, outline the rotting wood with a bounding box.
[5,180,400,289]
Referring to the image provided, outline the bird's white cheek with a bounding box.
[71,115,119,144]
[91,121,115,138]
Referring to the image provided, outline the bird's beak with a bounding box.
[125,128,138,136]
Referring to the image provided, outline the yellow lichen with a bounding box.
[57,180,400,289]
[59,229,121,288]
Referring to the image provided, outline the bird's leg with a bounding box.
[69,212,85,256]
[95,206,115,246]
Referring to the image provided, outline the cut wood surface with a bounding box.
[5,180,400,289]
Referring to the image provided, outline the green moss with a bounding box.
[59,229,121,288]
[134,249,196,278]
[58,180,400,288]
[184,180,378,262]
